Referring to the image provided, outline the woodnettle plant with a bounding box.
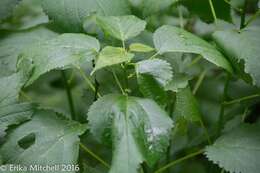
[0,0,260,173]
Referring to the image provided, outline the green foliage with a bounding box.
[153,25,233,73]
[0,109,86,173]
[18,33,100,86]
[92,46,134,73]
[206,123,260,173]
[213,28,260,86]
[88,94,173,173]
[0,0,260,173]
[96,15,146,41]
[41,0,130,32]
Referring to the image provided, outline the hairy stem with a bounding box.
[224,94,260,105]
[208,0,217,23]
[79,143,110,168]
[193,70,207,95]
[240,0,248,29]
[112,70,126,95]
[61,70,76,120]
[217,73,230,135]
[155,149,204,173]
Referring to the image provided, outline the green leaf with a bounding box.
[0,109,87,171]
[0,0,21,21]
[213,28,260,86]
[153,25,233,73]
[0,0,49,30]
[129,43,154,52]
[41,0,130,32]
[165,74,191,92]
[136,59,173,86]
[142,0,178,16]
[205,123,260,173]
[96,15,146,41]
[18,33,100,86]
[173,87,202,123]
[0,27,57,78]
[88,94,173,173]
[137,75,168,106]
[0,73,34,139]
[92,46,134,74]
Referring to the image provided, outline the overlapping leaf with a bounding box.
[0,0,21,21]
[129,43,154,52]
[88,94,173,173]
[205,123,260,173]
[18,33,100,86]
[0,73,34,140]
[92,46,134,74]
[0,27,57,78]
[41,0,130,32]
[0,110,86,172]
[165,74,191,92]
[153,25,233,73]
[96,15,146,41]
[213,28,260,86]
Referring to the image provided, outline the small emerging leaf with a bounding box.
[165,74,192,92]
[92,46,134,74]
[129,43,154,52]
[96,15,146,41]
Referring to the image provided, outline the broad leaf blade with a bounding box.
[0,73,34,140]
[205,123,260,173]
[173,87,202,123]
[0,109,87,172]
[165,74,191,92]
[88,94,173,173]
[96,15,146,41]
[92,46,134,74]
[0,27,57,78]
[18,33,100,86]
[42,0,130,32]
[213,28,260,86]
[153,25,233,73]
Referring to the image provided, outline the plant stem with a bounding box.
[244,10,260,28]
[223,94,260,105]
[78,67,101,98]
[178,5,184,28]
[61,71,76,120]
[199,119,212,144]
[112,70,126,95]
[240,0,248,29]
[223,0,243,13]
[208,0,217,23]
[154,149,204,173]
[192,70,207,95]
[79,143,110,168]
[217,73,230,135]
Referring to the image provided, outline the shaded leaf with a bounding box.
[213,28,260,86]
[18,33,100,86]
[153,25,233,73]
[88,94,173,173]
[205,123,260,173]
[0,73,34,140]
[165,74,191,92]
[0,27,57,78]
[96,15,146,41]
[173,87,202,124]
[42,0,130,32]
[0,109,87,172]
[92,46,134,74]
[0,0,21,21]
